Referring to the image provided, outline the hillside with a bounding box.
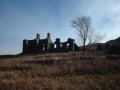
[106,37,120,45]
[0,51,120,90]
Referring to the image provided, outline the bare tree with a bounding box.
[71,16,104,57]
[71,16,90,56]
[88,29,105,45]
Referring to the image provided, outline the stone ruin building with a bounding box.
[23,33,79,54]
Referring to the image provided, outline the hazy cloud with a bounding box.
[0,0,120,54]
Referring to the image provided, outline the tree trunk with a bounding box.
[83,39,86,58]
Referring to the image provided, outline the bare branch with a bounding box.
[71,16,91,56]
[71,16,105,57]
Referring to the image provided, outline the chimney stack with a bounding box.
[47,33,51,38]
[36,33,40,39]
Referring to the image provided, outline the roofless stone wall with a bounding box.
[22,33,79,54]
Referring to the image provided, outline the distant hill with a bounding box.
[106,37,120,46]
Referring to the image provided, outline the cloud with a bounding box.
[80,0,120,41]
[0,0,120,54]
[58,0,120,42]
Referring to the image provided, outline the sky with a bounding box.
[0,0,120,55]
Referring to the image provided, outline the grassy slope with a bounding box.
[0,51,120,90]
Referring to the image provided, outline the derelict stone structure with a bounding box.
[23,33,79,54]
[53,38,75,52]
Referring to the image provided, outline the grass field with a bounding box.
[0,51,120,90]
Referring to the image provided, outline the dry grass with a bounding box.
[0,51,120,90]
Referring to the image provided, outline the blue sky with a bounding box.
[0,0,120,55]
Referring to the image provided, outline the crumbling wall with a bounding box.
[22,33,80,54]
